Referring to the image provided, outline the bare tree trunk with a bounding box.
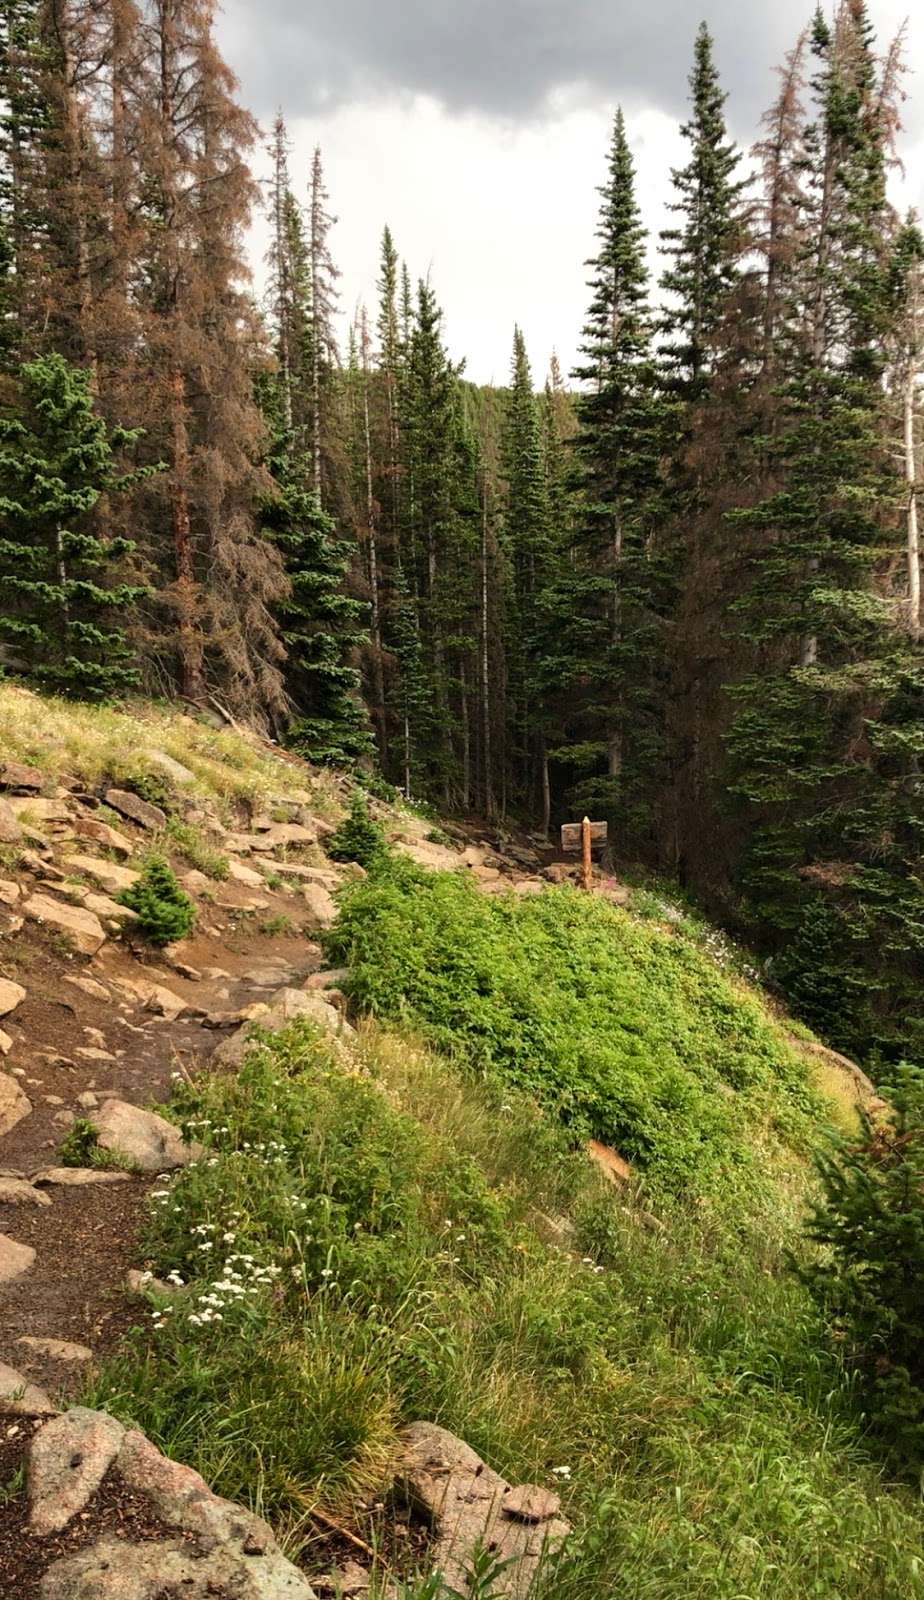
[169,366,204,699]
[461,662,471,811]
[272,117,293,433]
[540,733,550,839]
[481,476,494,820]
[359,307,388,757]
[906,363,921,641]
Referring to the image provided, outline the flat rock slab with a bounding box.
[0,1071,32,1135]
[62,854,140,896]
[0,977,26,1017]
[31,1167,133,1188]
[144,749,196,785]
[301,883,337,929]
[0,760,44,790]
[397,1422,570,1599]
[93,1099,202,1173]
[226,858,267,888]
[0,797,23,842]
[0,1359,55,1416]
[104,788,167,830]
[18,1337,93,1365]
[72,816,135,857]
[23,893,106,956]
[28,1408,125,1535]
[0,1230,36,1283]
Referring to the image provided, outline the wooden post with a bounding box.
[581,816,592,893]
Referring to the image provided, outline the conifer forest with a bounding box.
[1,0,924,1077]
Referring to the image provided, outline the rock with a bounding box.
[144,749,196,786]
[0,1360,55,1417]
[143,984,188,1020]
[397,1422,570,1598]
[394,838,462,871]
[256,822,319,850]
[13,796,71,826]
[0,876,20,905]
[28,1409,123,1536]
[0,1175,50,1206]
[21,850,66,880]
[124,1269,172,1296]
[0,797,23,843]
[0,1071,32,1135]
[227,858,267,888]
[542,863,574,885]
[62,854,140,896]
[31,1167,132,1187]
[313,1562,371,1596]
[74,1047,117,1064]
[301,882,337,929]
[502,1486,562,1524]
[241,963,298,988]
[72,816,135,857]
[0,1028,11,1055]
[214,988,354,1067]
[23,893,106,956]
[270,861,340,885]
[93,1100,202,1173]
[0,1232,36,1282]
[0,760,43,791]
[41,1534,318,1599]
[304,968,350,991]
[64,974,111,1002]
[203,1003,269,1029]
[104,788,167,830]
[181,869,211,894]
[77,1091,99,1110]
[586,1139,632,1186]
[18,1337,92,1365]
[0,977,26,1017]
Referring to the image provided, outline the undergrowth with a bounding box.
[87,1021,924,1598]
[324,862,826,1201]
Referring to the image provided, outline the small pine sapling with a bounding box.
[119,856,196,946]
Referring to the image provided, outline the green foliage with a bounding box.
[88,1021,924,1598]
[58,1117,135,1172]
[164,817,229,880]
[0,353,154,699]
[326,792,388,869]
[324,861,822,1199]
[118,855,195,946]
[800,1065,924,1472]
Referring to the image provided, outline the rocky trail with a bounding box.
[0,745,584,1597]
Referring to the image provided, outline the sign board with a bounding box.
[560,820,608,854]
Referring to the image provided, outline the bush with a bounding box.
[118,855,196,946]
[800,1064,924,1472]
[327,792,388,869]
[324,861,821,1199]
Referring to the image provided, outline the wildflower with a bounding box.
[551,1466,572,1480]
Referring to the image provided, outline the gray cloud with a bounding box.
[220,0,921,139]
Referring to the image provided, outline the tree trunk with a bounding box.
[481,477,494,820]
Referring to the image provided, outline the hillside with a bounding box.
[0,684,921,1599]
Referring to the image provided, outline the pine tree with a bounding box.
[259,373,370,765]
[567,107,668,839]
[0,350,150,697]
[308,145,340,506]
[659,23,744,398]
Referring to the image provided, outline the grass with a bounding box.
[163,817,230,880]
[324,861,827,1203]
[87,1020,924,1598]
[258,913,295,938]
[58,1116,137,1172]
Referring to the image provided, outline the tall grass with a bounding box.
[88,1022,924,1598]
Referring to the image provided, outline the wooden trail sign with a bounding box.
[560,817,608,892]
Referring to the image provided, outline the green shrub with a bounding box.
[800,1064,924,1472]
[118,855,196,946]
[324,862,822,1198]
[58,1117,135,1172]
[327,793,388,869]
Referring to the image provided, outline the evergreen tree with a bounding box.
[659,22,744,398]
[568,108,668,839]
[0,350,150,697]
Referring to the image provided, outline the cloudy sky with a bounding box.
[218,0,924,385]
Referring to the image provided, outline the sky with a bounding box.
[217,0,924,386]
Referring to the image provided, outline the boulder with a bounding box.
[301,882,337,930]
[13,796,71,825]
[62,854,140,896]
[82,891,140,926]
[394,838,460,871]
[41,1535,318,1599]
[0,977,26,1017]
[0,1071,32,1135]
[0,760,43,791]
[28,1408,125,1535]
[0,1028,11,1055]
[586,1139,632,1186]
[18,1337,93,1365]
[226,858,266,888]
[265,861,339,885]
[0,876,20,905]
[0,797,23,843]
[0,1175,49,1205]
[258,822,318,849]
[0,1232,36,1283]
[23,893,106,956]
[92,1100,203,1173]
[0,1359,54,1417]
[72,816,135,857]
[214,988,354,1067]
[144,749,196,786]
[104,788,167,831]
[304,968,350,992]
[397,1422,570,1598]
[181,869,211,894]
[64,974,111,1002]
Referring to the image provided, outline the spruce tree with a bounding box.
[0,351,150,698]
[568,108,667,839]
[659,23,744,398]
